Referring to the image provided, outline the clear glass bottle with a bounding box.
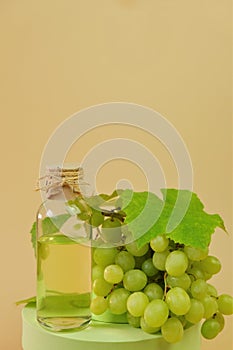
[36,165,92,332]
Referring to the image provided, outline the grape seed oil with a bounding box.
[37,234,91,331]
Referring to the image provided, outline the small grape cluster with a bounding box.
[91,234,233,344]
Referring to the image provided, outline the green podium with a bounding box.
[22,303,201,350]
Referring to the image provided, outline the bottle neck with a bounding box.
[47,184,79,201]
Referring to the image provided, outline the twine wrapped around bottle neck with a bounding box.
[36,166,85,198]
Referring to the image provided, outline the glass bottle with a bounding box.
[36,165,92,332]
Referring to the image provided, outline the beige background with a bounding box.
[0,0,232,349]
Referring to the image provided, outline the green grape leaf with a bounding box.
[120,189,226,250]
[119,189,164,241]
[85,189,123,210]
[41,214,71,234]
[99,189,124,201]
[29,213,71,253]
[30,189,226,253]
[30,222,36,252]
[15,296,36,306]
[160,189,226,249]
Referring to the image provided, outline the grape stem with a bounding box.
[101,208,125,222]
[175,243,185,249]
[163,272,169,300]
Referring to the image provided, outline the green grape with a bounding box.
[200,256,221,275]
[190,279,208,300]
[127,292,149,317]
[93,247,118,267]
[188,274,195,283]
[203,272,213,281]
[127,312,141,328]
[115,250,135,272]
[104,264,124,284]
[101,218,122,243]
[201,318,220,339]
[90,296,108,315]
[177,315,187,328]
[185,298,204,324]
[144,299,169,327]
[144,283,164,301]
[217,294,233,315]
[202,295,218,319]
[126,241,149,257]
[93,278,113,296]
[108,288,130,315]
[165,251,189,277]
[150,235,169,253]
[92,265,104,281]
[121,225,134,244]
[134,255,148,269]
[142,258,158,277]
[161,317,184,343]
[166,287,191,315]
[140,317,160,334]
[89,209,104,227]
[213,312,225,332]
[192,260,211,279]
[206,283,218,298]
[184,246,208,261]
[123,269,147,292]
[152,250,170,271]
[187,266,205,280]
[167,273,191,291]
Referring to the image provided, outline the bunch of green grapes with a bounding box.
[91,226,233,344]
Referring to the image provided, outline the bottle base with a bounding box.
[37,316,91,332]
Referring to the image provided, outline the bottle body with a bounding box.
[36,187,92,331]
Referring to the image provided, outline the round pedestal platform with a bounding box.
[22,303,201,350]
